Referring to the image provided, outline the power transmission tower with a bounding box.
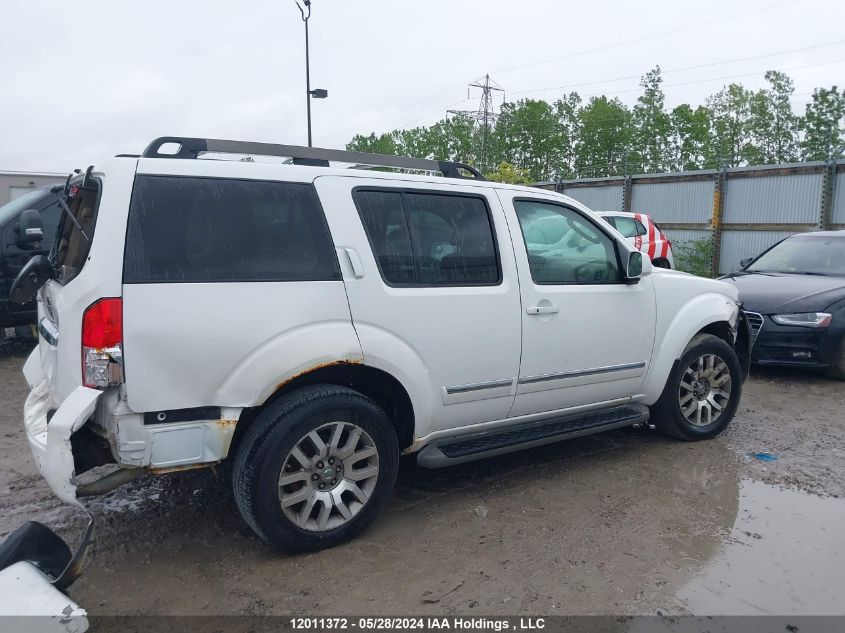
[448,74,504,173]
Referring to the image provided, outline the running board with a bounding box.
[416,404,649,469]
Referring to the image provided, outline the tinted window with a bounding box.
[124,176,339,283]
[355,190,500,286]
[515,200,621,284]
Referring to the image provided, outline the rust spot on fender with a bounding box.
[216,418,238,430]
[274,359,363,392]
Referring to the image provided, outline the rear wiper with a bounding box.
[54,194,90,243]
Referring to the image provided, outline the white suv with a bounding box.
[12,137,751,554]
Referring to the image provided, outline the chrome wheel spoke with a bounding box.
[346,482,369,504]
[332,490,353,520]
[281,486,311,508]
[328,422,344,452]
[279,471,308,487]
[338,426,363,459]
[316,498,332,530]
[298,494,318,527]
[308,431,328,458]
[290,446,311,469]
[347,464,379,482]
[349,446,377,464]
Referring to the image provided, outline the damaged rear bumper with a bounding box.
[22,348,102,507]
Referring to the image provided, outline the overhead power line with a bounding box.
[491,0,799,76]
[508,39,845,97]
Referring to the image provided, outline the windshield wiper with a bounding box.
[744,270,779,276]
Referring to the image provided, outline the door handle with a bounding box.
[526,305,559,315]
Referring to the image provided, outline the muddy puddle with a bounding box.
[676,480,845,615]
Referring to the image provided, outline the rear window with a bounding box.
[123,176,340,283]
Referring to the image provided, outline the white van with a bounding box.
[13,137,751,553]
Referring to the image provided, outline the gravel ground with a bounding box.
[1,338,843,617]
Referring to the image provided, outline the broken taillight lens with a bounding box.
[82,298,123,388]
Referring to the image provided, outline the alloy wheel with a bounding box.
[278,422,380,532]
[678,353,732,427]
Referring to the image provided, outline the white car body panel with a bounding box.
[639,268,740,402]
[122,282,360,411]
[23,348,101,506]
[19,153,744,509]
[0,562,88,630]
[37,160,138,405]
[314,175,523,437]
[496,189,657,416]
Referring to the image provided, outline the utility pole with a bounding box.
[448,74,504,173]
[295,0,327,147]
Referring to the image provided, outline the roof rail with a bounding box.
[140,136,485,180]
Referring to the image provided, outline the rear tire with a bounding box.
[652,258,671,269]
[232,384,399,553]
[651,334,742,441]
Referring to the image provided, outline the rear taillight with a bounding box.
[82,298,123,389]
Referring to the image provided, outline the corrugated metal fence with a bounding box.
[535,160,845,274]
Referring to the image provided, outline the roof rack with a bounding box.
[140,136,485,180]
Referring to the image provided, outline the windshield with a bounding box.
[747,235,845,276]
[0,188,49,227]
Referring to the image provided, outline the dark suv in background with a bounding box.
[0,187,61,340]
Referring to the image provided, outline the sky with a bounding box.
[2,0,844,173]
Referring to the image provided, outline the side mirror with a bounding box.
[625,251,643,283]
[739,257,754,269]
[9,255,53,305]
[16,209,45,249]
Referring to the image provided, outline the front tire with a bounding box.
[825,338,845,381]
[232,384,399,553]
[651,334,742,441]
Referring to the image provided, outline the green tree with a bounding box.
[631,66,672,173]
[705,83,754,168]
[800,86,845,160]
[668,104,711,171]
[575,96,633,177]
[552,92,582,179]
[346,132,400,155]
[484,161,531,184]
[746,70,800,164]
[490,99,567,182]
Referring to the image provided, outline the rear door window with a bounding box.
[123,176,340,283]
[354,189,500,286]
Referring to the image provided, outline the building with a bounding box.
[0,170,67,206]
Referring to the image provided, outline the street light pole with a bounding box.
[295,0,327,147]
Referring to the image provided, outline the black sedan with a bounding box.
[721,230,845,379]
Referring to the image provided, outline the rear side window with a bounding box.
[354,189,500,286]
[124,176,340,283]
